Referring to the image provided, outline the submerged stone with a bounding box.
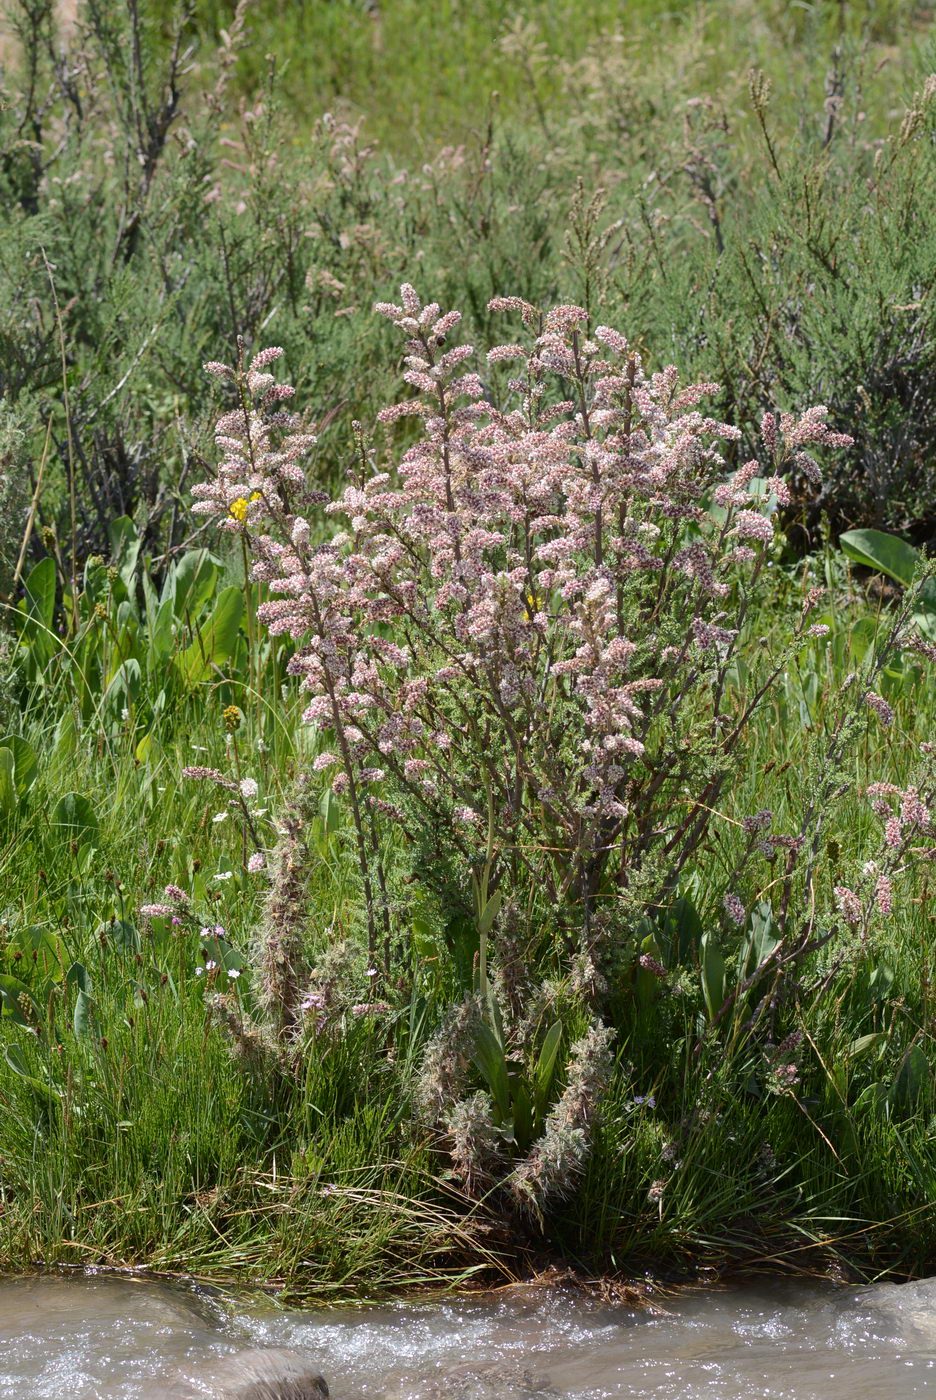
[169,1346,328,1399]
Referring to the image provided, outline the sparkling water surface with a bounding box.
[0,1272,935,1398]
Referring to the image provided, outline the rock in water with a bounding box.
[178,1347,329,1399]
[849,1276,936,1347]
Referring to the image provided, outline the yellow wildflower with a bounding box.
[229,491,262,523]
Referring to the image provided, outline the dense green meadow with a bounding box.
[0,0,935,1297]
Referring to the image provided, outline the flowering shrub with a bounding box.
[829,758,936,939]
[189,288,936,1209]
[194,289,852,969]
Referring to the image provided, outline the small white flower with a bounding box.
[205,959,218,971]
[213,870,234,882]
[247,852,265,873]
[227,968,241,980]
[212,811,228,824]
[194,967,205,977]
[239,777,259,800]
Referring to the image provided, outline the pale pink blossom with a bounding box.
[864,691,894,727]
[834,886,862,925]
[724,893,746,927]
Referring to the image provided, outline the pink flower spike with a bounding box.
[834,887,862,926]
[864,691,894,727]
[249,346,284,373]
[724,894,746,927]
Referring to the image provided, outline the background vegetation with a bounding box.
[0,0,934,1295]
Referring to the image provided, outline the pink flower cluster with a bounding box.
[192,345,317,535]
[867,781,933,851]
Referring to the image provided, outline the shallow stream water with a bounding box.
[1,1272,935,1398]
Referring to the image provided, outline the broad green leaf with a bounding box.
[13,927,65,981]
[66,962,91,994]
[141,563,159,625]
[661,895,703,964]
[107,516,143,589]
[0,735,38,797]
[175,585,244,686]
[750,902,781,968]
[868,962,895,999]
[4,1043,58,1110]
[849,617,878,663]
[50,792,99,848]
[72,989,93,1038]
[52,710,78,762]
[98,919,140,954]
[104,657,142,715]
[319,788,341,834]
[5,1043,32,1075]
[890,1044,929,1109]
[471,1019,512,1124]
[115,599,136,632]
[135,731,161,765]
[840,528,918,588]
[846,535,936,611]
[848,1031,888,1060]
[700,932,725,1023]
[0,749,16,820]
[23,556,56,630]
[147,596,176,673]
[484,985,506,1048]
[734,899,776,984]
[0,973,40,1027]
[71,629,100,720]
[853,1082,888,1113]
[533,1020,563,1125]
[162,548,219,618]
[477,888,503,938]
[20,557,56,664]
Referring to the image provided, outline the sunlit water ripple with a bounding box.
[1,1272,935,1398]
